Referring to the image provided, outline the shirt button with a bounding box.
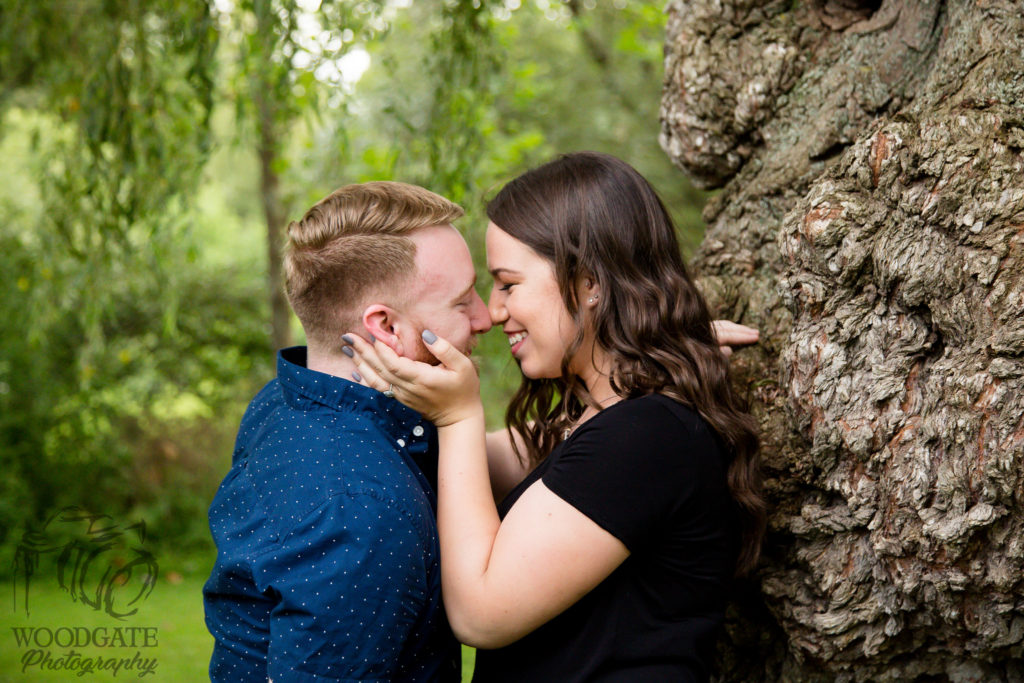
[397,439,406,448]
[412,425,425,437]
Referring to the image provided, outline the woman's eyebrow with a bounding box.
[488,267,521,278]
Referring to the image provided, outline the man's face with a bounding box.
[398,225,491,362]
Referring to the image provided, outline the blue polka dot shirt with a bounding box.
[203,347,460,682]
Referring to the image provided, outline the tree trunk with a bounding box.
[253,0,291,354]
[257,95,292,353]
[660,1,1024,680]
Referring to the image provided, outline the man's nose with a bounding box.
[470,292,492,333]
[487,288,507,326]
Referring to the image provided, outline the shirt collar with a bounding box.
[276,346,426,439]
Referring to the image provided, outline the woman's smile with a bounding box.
[506,330,528,355]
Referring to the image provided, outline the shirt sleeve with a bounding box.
[541,396,720,551]
[252,490,432,682]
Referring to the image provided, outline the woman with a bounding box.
[346,152,766,682]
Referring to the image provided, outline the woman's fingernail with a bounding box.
[342,346,354,358]
[352,370,362,382]
[422,329,437,344]
[369,334,376,343]
[341,334,354,345]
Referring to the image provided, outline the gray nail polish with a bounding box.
[422,329,437,344]
[351,370,362,381]
[341,334,354,345]
[369,334,376,343]
[342,346,354,358]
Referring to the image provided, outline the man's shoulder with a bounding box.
[236,378,283,433]
[228,383,432,513]
[254,391,396,441]
[242,402,418,495]
[245,400,391,463]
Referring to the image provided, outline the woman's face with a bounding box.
[485,222,580,380]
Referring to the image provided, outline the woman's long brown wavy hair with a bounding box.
[486,151,766,576]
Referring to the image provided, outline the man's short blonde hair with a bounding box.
[284,181,464,348]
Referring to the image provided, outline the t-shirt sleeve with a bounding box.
[252,491,431,682]
[541,396,717,551]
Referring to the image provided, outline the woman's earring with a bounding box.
[588,296,597,304]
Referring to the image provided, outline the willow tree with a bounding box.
[0,0,218,563]
[660,0,1024,680]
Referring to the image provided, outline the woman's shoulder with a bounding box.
[566,393,720,462]
[548,394,730,531]
[588,392,706,435]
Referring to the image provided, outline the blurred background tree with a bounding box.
[0,0,707,579]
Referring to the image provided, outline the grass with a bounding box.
[1,571,212,683]
[1,567,476,682]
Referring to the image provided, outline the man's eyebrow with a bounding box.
[450,276,477,304]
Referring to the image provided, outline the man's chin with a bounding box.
[454,338,476,356]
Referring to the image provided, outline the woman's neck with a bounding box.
[566,347,621,436]
[574,342,617,399]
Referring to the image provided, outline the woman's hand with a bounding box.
[343,330,483,427]
[711,320,760,358]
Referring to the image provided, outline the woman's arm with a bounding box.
[439,413,629,649]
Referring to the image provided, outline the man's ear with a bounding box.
[361,305,407,356]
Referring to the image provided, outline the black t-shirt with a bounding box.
[472,394,739,683]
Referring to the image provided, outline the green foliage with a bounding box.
[0,0,217,256]
[225,0,384,153]
[423,0,503,205]
[0,138,273,573]
[0,0,709,573]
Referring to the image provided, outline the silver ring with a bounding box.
[383,384,395,398]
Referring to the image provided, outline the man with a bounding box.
[203,182,490,682]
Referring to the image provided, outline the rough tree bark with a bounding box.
[660,0,1024,680]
